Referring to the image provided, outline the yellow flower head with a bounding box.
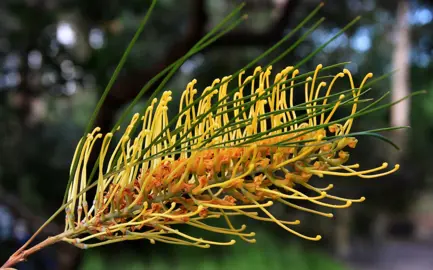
[64,64,399,248]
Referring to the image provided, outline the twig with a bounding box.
[1,231,74,269]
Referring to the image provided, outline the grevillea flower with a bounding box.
[63,64,399,248]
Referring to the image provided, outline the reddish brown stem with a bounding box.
[1,231,72,269]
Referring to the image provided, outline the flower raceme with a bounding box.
[65,64,399,248]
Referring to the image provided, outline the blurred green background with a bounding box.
[1,0,433,269]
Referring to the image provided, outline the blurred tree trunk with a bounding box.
[337,1,412,258]
[373,0,411,245]
[390,0,411,155]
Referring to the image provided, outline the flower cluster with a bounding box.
[64,64,399,248]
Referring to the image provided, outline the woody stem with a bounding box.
[1,230,74,269]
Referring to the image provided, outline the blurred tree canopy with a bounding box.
[1,0,433,269]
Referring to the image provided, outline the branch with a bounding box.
[0,187,82,270]
[212,0,299,46]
